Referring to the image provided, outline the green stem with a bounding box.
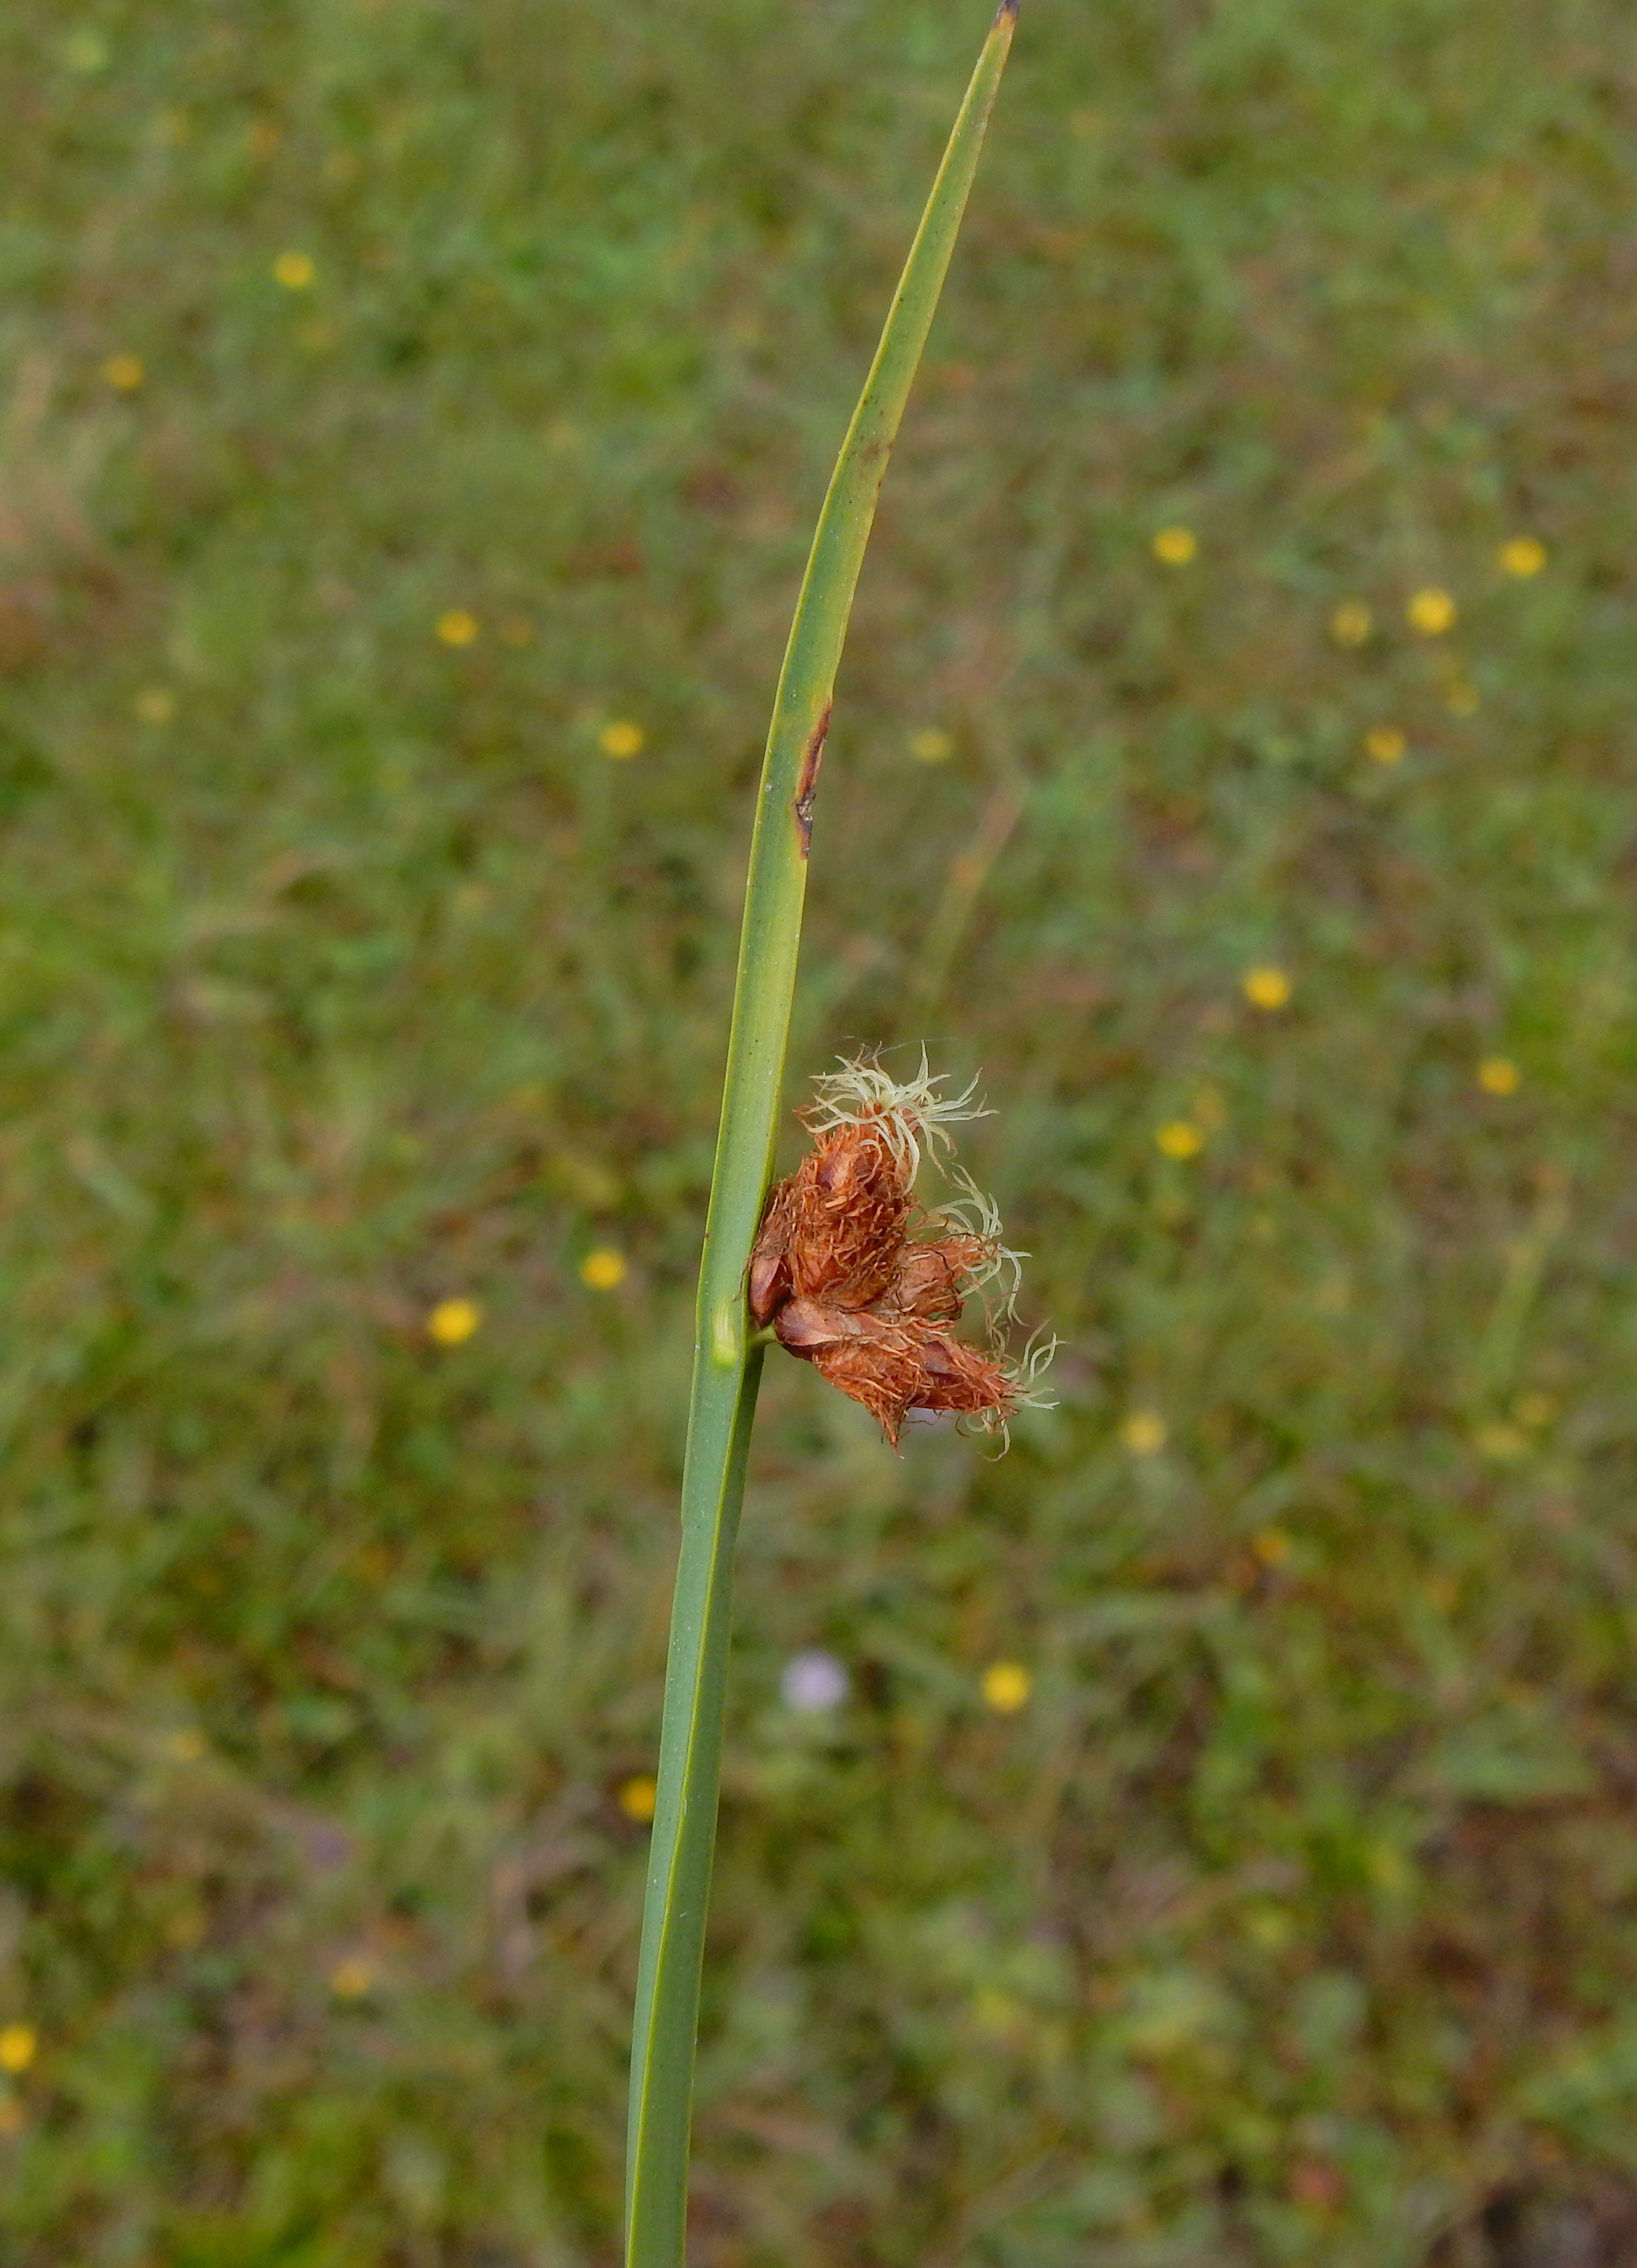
[624,12,1018,2265]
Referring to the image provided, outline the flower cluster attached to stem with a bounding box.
[749,1053,1055,1447]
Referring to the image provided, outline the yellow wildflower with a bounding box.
[1499,536,1546,578]
[272,250,316,290]
[1251,1527,1291,1566]
[0,2027,36,2075]
[1474,1422,1527,1462]
[1407,587,1455,636]
[1155,1120,1204,1160]
[579,1248,628,1290]
[1121,1410,1167,1456]
[436,609,479,648]
[64,30,110,72]
[1367,1846,1412,1893]
[1152,525,1197,566]
[426,1297,482,1346]
[1365,726,1406,765]
[909,728,953,763]
[330,1958,374,1999]
[102,353,145,391]
[1478,1057,1520,1096]
[1243,965,1291,1011]
[618,1774,657,1822]
[598,720,645,759]
[980,1662,1031,1713]
[1330,600,1372,646]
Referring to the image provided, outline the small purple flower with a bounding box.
[780,1648,850,1713]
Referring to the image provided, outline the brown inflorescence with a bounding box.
[748,1060,1048,1448]
[748,1114,913,1320]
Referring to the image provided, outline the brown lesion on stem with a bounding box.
[794,704,831,858]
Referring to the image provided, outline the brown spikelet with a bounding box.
[747,1176,798,1325]
[871,1234,993,1325]
[900,1330,1018,1427]
[748,1116,914,1322]
[808,1335,929,1448]
[749,1057,1052,1448]
[772,1294,1022,1448]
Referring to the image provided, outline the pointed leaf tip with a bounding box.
[995,0,1019,19]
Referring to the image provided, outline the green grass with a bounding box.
[1,1,1636,2263]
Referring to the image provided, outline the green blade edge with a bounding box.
[624,12,1018,2264]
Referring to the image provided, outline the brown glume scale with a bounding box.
[747,1057,1052,1449]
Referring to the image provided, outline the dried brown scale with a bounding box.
[747,1116,913,1322]
[751,1083,1034,1448]
[772,1296,1018,1448]
[871,1233,993,1326]
[907,1330,1018,1419]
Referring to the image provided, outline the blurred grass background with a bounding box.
[1,0,1636,2261]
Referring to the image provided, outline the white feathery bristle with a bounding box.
[966,1332,1060,1455]
[1005,1328,1060,1410]
[932,1164,1026,1326]
[804,1049,989,1186]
